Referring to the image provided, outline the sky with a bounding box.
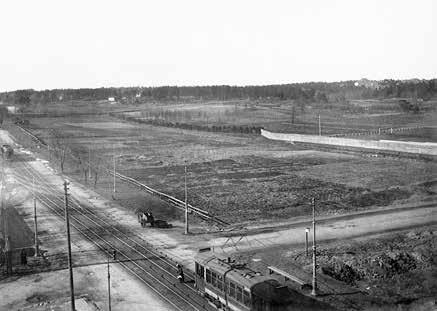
[0,0,436,91]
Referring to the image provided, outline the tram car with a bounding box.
[1,144,13,160]
[194,251,295,311]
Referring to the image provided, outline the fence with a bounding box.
[4,122,228,226]
[330,125,426,137]
[261,129,437,156]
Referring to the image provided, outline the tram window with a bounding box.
[195,263,204,278]
[217,275,223,291]
[229,282,236,298]
[206,269,211,283]
[211,272,217,287]
[243,291,250,306]
[236,286,243,302]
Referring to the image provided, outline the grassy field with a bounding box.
[115,99,437,140]
[15,108,436,225]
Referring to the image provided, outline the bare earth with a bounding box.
[1,122,436,310]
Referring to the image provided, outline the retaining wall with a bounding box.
[261,129,437,156]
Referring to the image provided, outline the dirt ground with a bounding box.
[1,118,436,311]
[237,226,437,310]
[13,114,436,225]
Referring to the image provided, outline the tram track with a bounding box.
[10,157,214,311]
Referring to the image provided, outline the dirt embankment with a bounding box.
[300,227,436,309]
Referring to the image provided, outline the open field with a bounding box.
[113,99,437,140]
[2,97,436,311]
[11,109,436,225]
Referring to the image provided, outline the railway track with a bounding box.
[11,123,230,227]
[10,156,215,311]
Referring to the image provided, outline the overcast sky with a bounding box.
[0,0,436,91]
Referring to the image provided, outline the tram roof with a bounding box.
[194,251,275,289]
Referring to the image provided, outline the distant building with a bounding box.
[354,78,381,90]
[6,106,18,114]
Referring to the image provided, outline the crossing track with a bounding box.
[8,155,215,311]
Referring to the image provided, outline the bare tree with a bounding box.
[92,158,102,188]
[48,129,69,173]
[71,146,89,184]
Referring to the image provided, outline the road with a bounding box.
[213,202,436,252]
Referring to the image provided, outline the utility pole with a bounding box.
[305,227,310,257]
[311,198,318,296]
[88,147,91,180]
[113,148,116,196]
[0,159,11,275]
[318,114,321,136]
[184,164,189,235]
[33,176,39,257]
[64,181,75,311]
[107,255,112,311]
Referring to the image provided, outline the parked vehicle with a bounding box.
[136,210,173,229]
[1,144,14,160]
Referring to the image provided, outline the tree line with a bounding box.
[112,113,263,134]
[1,79,436,107]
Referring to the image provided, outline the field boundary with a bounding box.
[109,112,263,134]
[330,125,427,138]
[261,129,437,157]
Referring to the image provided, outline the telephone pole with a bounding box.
[184,164,189,235]
[33,176,39,257]
[305,227,310,257]
[88,147,91,180]
[311,198,318,296]
[64,181,75,311]
[107,256,112,311]
[1,159,11,275]
[113,148,116,196]
[318,114,321,136]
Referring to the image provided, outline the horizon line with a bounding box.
[2,76,436,93]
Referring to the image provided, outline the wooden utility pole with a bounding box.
[107,256,112,311]
[0,159,11,275]
[88,147,91,180]
[184,164,189,235]
[113,148,116,196]
[64,181,75,311]
[305,227,309,257]
[33,176,39,257]
[318,114,321,136]
[311,198,318,296]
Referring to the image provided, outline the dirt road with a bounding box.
[212,204,436,252]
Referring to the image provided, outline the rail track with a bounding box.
[11,123,230,227]
[9,155,215,311]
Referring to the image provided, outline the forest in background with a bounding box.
[1,79,436,108]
